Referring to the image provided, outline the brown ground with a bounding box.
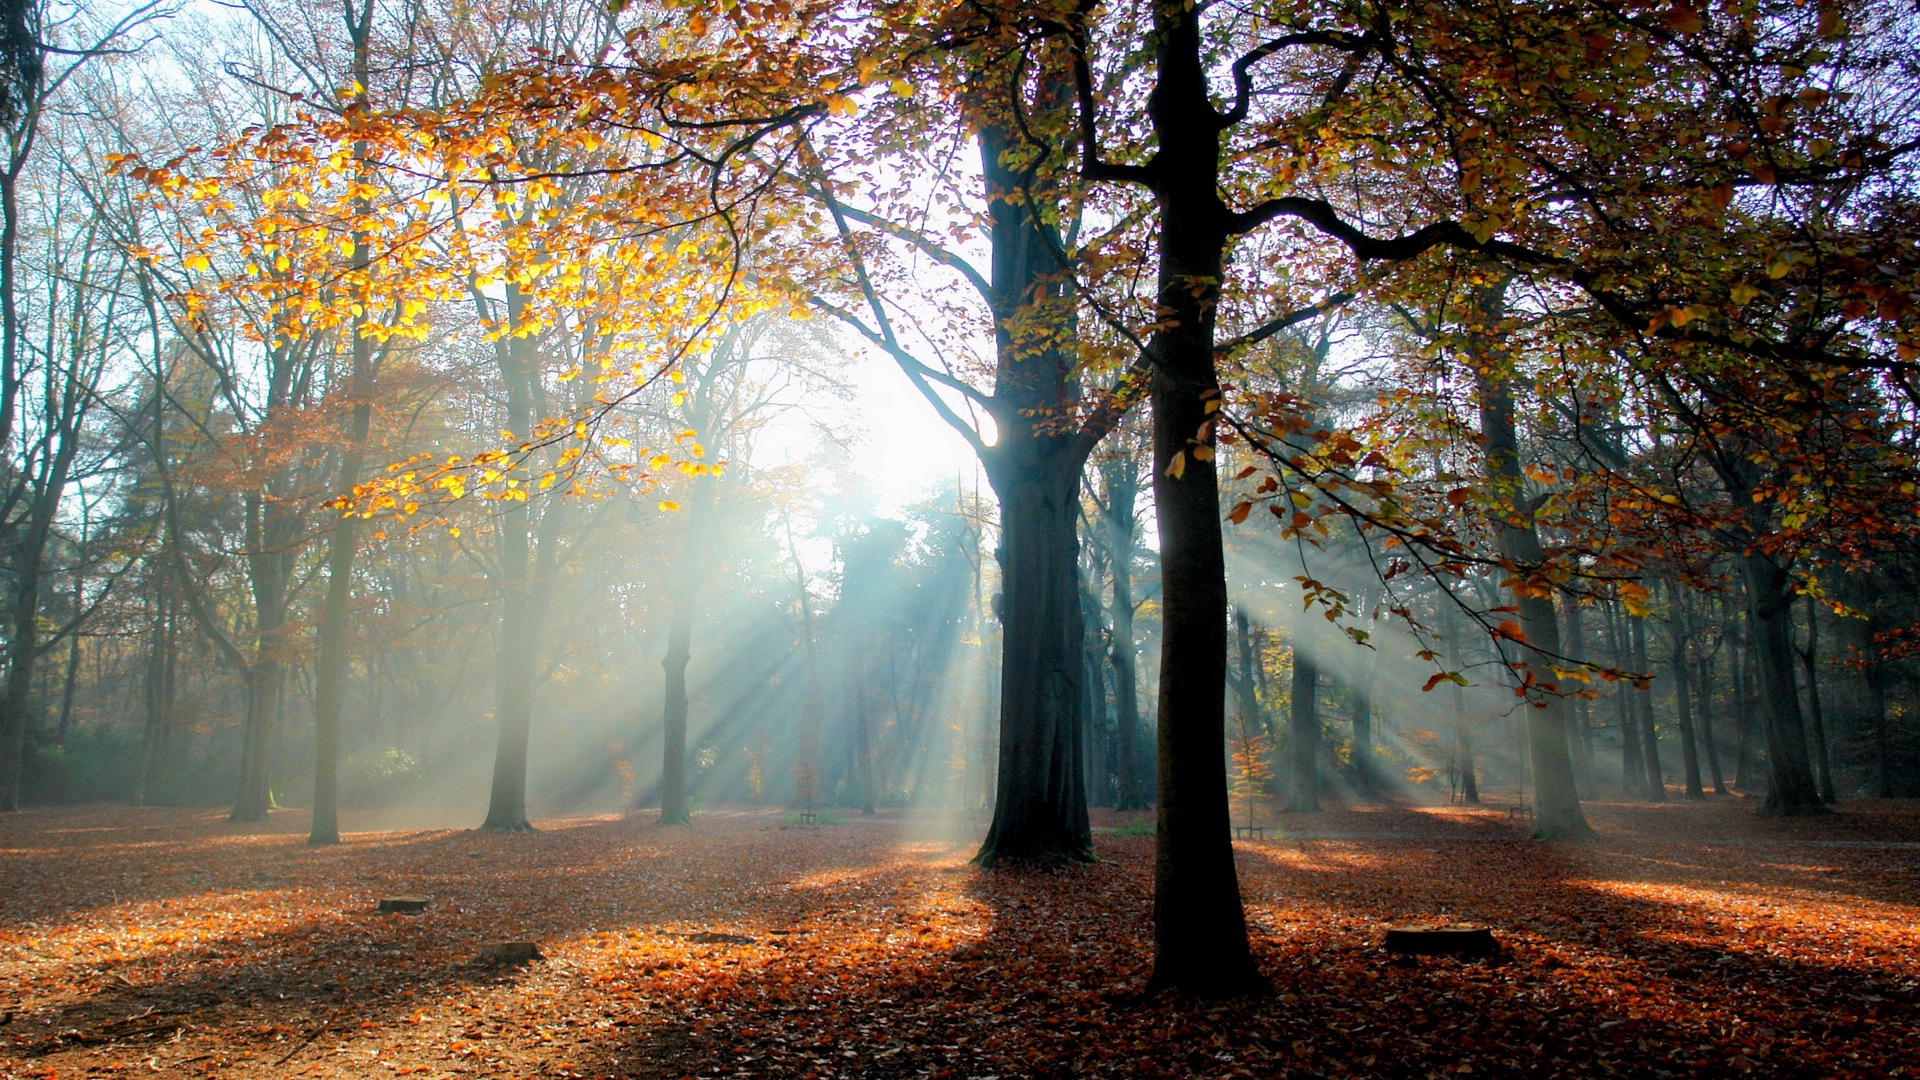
[0,797,1914,1078]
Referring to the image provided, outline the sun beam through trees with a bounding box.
[0,0,1917,1072]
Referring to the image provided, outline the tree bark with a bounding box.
[969,120,1096,865]
[1138,4,1262,994]
[309,0,376,845]
[976,455,1091,860]
[1233,608,1263,737]
[654,469,715,827]
[1468,291,1590,837]
[1740,554,1824,814]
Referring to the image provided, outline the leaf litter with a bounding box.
[0,799,1913,1078]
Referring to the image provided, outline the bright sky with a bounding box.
[750,329,984,518]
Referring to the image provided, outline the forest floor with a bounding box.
[0,796,1915,1079]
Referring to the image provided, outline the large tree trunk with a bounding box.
[0,522,45,811]
[1286,642,1320,812]
[1139,6,1262,994]
[309,4,376,845]
[970,120,1096,866]
[655,469,716,827]
[1233,609,1263,735]
[1740,554,1823,814]
[1,440,79,810]
[1469,285,1591,839]
[975,456,1091,861]
[308,445,365,844]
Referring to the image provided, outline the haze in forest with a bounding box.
[0,0,1913,1006]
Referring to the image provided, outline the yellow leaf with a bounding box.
[890,79,913,98]
[1620,581,1651,618]
[658,500,681,512]
[1729,283,1759,306]
[1166,451,1186,480]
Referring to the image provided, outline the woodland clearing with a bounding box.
[0,799,1914,1079]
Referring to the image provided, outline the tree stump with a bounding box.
[476,942,542,966]
[1384,924,1498,958]
[376,896,430,914]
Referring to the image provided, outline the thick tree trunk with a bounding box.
[1469,306,1590,838]
[655,472,716,827]
[1740,555,1824,814]
[0,543,42,811]
[308,438,365,845]
[976,458,1091,861]
[1286,644,1320,812]
[1457,725,1480,805]
[2,457,77,809]
[309,10,375,844]
[1139,8,1262,994]
[968,123,1097,866]
[1233,608,1263,735]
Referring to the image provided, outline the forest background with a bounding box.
[0,0,1915,1000]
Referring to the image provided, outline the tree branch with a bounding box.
[1221,32,1374,127]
